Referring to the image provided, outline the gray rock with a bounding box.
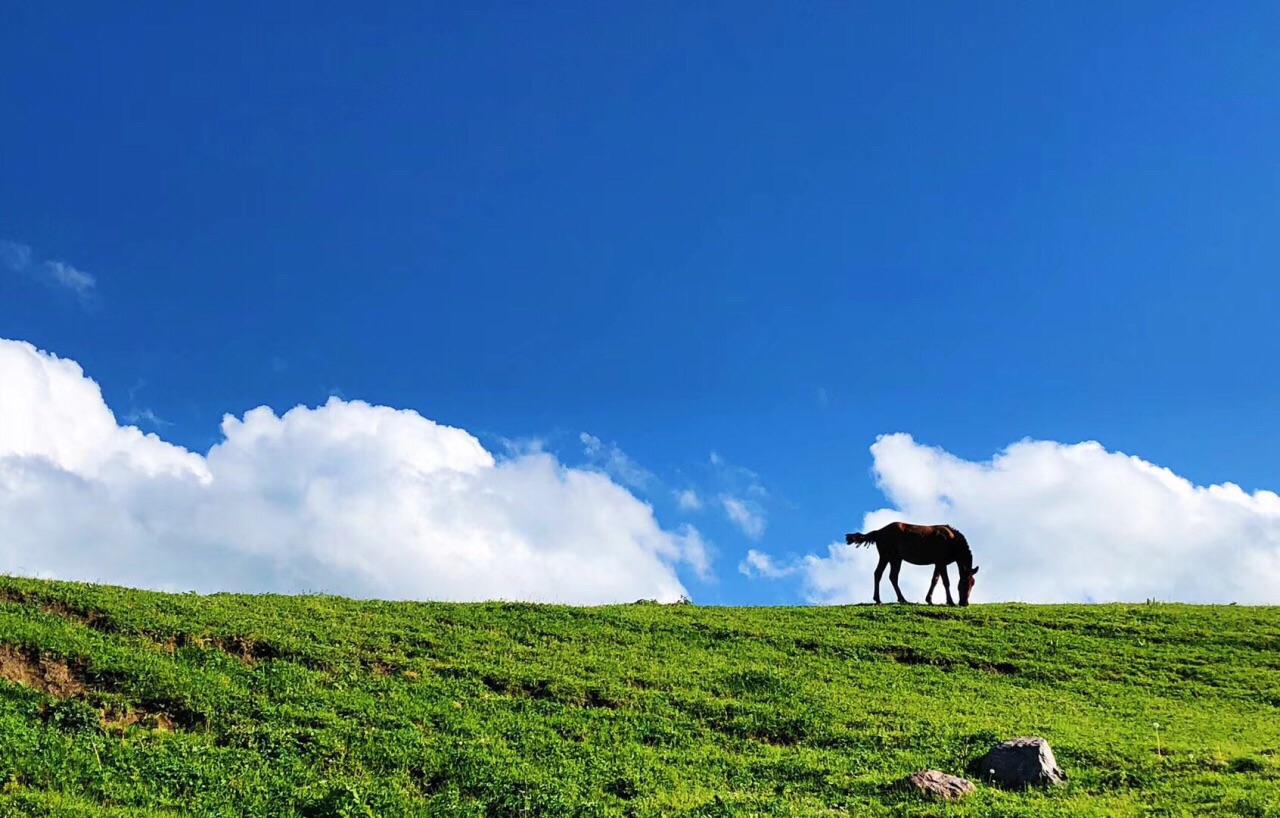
[903,769,976,800]
[978,737,1067,788]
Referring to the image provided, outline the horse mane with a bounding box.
[952,530,974,568]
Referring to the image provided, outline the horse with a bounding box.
[844,522,980,606]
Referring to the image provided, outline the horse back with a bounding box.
[884,522,955,539]
[879,522,965,564]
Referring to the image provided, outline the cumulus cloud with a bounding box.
[1,240,97,303]
[673,525,712,580]
[0,338,707,604]
[787,433,1280,604]
[738,549,794,579]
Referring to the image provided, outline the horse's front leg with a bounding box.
[925,567,941,604]
[936,564,955,606]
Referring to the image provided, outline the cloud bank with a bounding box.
[791,434,1280,604]
[0,339,705,603]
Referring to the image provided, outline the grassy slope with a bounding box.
[0,576,1277,817]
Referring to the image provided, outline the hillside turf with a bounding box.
[0,576,1277,816]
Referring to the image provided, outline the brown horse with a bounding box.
[844,522,980,606]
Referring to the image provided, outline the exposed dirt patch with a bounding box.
[581,687,622,709]
[100,704,176,734]
[0,645,86,697]
[977,662,1019,675]
[0,588,44,610]
[2,643,190,730]
[885,647,1017,675]
[765,634,855,660]
[166,632,283,664]
[885,646,945,666]
[0,590,116,633]
[480,673,557,701]
[217,634,282,664]
[476,673,619,708]
[40,601,116,632]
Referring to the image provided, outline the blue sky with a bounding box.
[3,4,1279,605]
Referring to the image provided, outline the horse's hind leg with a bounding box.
[873,557,888,604]
[888,560,908,603]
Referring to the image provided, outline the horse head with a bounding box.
[958,564,979,606]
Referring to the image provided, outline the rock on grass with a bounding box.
[977,737,1067,788]
[903,769,976,800]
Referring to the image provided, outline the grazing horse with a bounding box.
[844,522,980,606]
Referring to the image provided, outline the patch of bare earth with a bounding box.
[206,634,274,663]
[39,600,112,630]
[156,632,281,664]
[100,704,175,734]
[0,644,179,732]
[0,645,86,697]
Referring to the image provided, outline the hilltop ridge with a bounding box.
[0,575,1277,816]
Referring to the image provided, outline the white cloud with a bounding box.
[40,261,96,296]
[721,495,766,539]
[675,489,702,511]
[123,407,171,429]
[580,432,654,490]
[706,451,770,537]
[792,433,1280,605]
[738,549,794,579]
[0,338,706,604]
[673,524,713,580]
[122,381,169,429]
[1,240,97,302]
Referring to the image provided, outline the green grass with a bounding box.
[0,576,1277,816]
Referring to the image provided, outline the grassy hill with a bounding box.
[0,576,1276,817]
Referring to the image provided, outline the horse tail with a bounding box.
[845,531,876,547]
